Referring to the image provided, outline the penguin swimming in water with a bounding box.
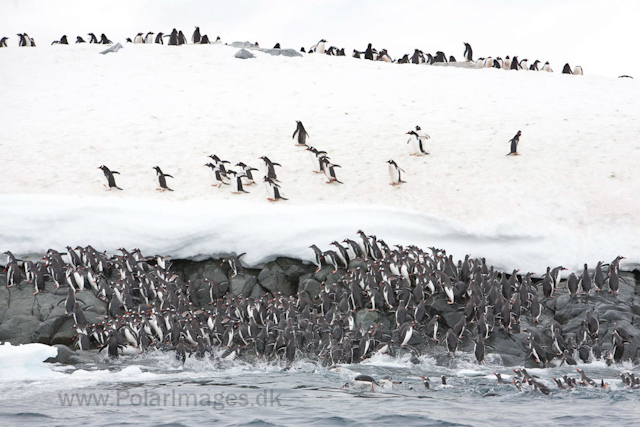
[152,166,174,191]
[292,121,310,146]
[506,131,522,156]
[387,160,406,186]
[463,43,473,61]
[406,126,430,155]
[98,165,122,190]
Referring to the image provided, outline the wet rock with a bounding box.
[44,344,83,364]
[30,315,68,345]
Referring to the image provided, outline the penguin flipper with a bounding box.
[112,171,120,175]
[164,174,174,179]
[292,129,298,139]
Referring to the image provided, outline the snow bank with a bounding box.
[0,43,638,272]
[0,343,61,381]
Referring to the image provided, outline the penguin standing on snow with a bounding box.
[259,156,282,182]
[155,33,164,44]
[506,131,522,156]
[98,165,122,190]
[99,34,112,44]
[152,166,174,191]
[542,61,553,72]
[144,32,154,44]
[320,157,343,184]
[406,126,430,155]
[88,33,98,43]
[192,27,201,44]
[168,29,178,46]
[562,63,573,74]
[529,60,540,71]
[315,39,326,54]
[364,43,374,60]
[387,160,406,186]
[75,36,85,43]
[463,43,473,61]
[292,121,310,146]
[235,162,259,185]
[134,33,144,44]
[573,66,583,75]
[0,37,8,47]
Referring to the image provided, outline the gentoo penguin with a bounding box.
[419,376,430,389]
[529,60,540,71]
[352,49,361,58]
[155,33,164,44]
[178,31,187,45]
[406,126,430,155]
[144,32,154,44]
[98,165,122,190]
[226,170,249,194]
[134,33,144,44]
[99,34,112,44]
[506,131,522,156]
[474,333,485,363]
[168,29,178,46]
[542,61,553,72]
[378,49,393,63]
[449,55,456,62]
[201,35,210,44]
[292,121,310,146]
[573,65,583,75]
[434,51,447,63]
[510,56,520,70]
[59,35,69,44]
[387,160,406,186]
[75,36,85,43]
[352,375,380,391]
[88,33,98,43]
[315,39,326,54]
[364,43,374,60]
[192,27,201,44]
[320,157,342,184]
[263,177,287,201]
[562,63,572,74]
[463,43,473,61]
[273,43,281,49]
[204,163,229,187]
[152,166,174,191]
[306,147,327,173]
[503,56,511,69]
[0,37,8,48]
[410,49,425,64]
[519,59,529,70]
[259,156,281,182]
[398,54,409,63]
[235,162,259,185]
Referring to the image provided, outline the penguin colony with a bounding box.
[2,233,634,388]
[1,29,587,77]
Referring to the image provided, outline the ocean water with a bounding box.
[1,349,639,427]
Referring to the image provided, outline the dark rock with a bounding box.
[229,274,257,298]
[258,262,295,296]
[30,315,68,345]
[250,283,269,299]
[298,276,322,301]
[0,315,43,344]
[44,344,83,364]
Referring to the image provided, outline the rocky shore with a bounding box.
[1,251,639,367]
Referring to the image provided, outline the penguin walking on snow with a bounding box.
[235,162,259,185]
[263,177,287,201]
[320,157,342,184]
[98,165,122,190]
[192,27,201,44]
[226,170,249,194]
[506,131,522,156]
[406,126,430,155]
[387,160,406,185]
[152,166,174,191]
[0,37,8,48]
[292,121,310,146]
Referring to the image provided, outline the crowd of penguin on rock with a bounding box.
[97,121,522,196]
[2,232,635,380]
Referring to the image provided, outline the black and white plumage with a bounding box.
[235,162,259,185]
[263,177,287,201]
[406,126,430,156]
[134,33,144,44]
[506,131,522,156]
[306,147,328,173]
[144,32,155,44]
[204,163,229,187]
[292,121,310,146]
[387,160,406,186]
[320,157,342,184]
[98,165,122,190]
[463,43,473,61]
[226,170,249,194]
[259,156,281,182]
[192,27,201,44]
[152,166,174,192]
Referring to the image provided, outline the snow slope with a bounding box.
[0,43,638,272]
